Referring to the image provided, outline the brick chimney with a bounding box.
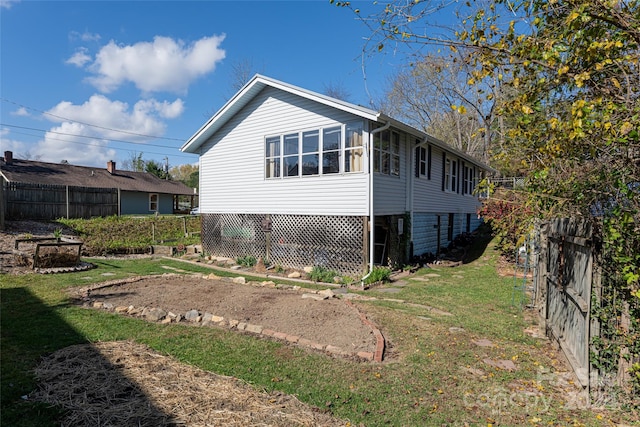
[4,151,13,164]
[107,160,116,174]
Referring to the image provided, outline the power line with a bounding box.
[5,128,197,159]
[1,123,183,149]
[1,98,186,141]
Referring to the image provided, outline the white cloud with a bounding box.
[38,122,117,166]
[11,107,29,117]
[0,128,40,161]
[45,94,180,139]
[84,34,226,94]
[2,94,183,167]
[66,48,92,67]
[0,0,20,10]
[69,30,101,42]
[135,99,184,119]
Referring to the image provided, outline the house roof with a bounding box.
[0,157,195,196]
[180,74,491,170]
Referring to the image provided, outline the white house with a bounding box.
[181,75,490,276]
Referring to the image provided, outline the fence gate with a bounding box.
[541,218,596,387]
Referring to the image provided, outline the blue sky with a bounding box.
[0,0,414,170]
[1,1,469,171]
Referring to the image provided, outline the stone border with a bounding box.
[77,274,385,362]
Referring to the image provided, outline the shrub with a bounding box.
[308,266,338,283]
[363,266,392,285]
[236,255,257,268]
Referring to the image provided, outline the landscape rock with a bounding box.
[303,266,314,273]
[287,271,301,278]
[318,289,335,298]
[185,309,201,322]
[146,308,167,322]
[232,276,246,284]
[302,293,328,301]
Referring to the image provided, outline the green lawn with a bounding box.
[1,245,634,426]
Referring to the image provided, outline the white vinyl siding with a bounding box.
[411,146,483,214]
[198,86,369,216]
[373,131,409,216]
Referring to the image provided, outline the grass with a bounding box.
[1,241,636,426]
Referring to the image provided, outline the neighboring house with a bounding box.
[1,151,196,218]
[181,75,491,276]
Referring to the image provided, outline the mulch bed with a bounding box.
[30,341,345,427]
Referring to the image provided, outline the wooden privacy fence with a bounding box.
[533,218,599,389]
[3,182,118,220]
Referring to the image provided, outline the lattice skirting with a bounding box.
[201,213,367,276]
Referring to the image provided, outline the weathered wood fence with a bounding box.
[3,182,118,220]
[533,218,599,389]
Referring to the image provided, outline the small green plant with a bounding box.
[340,275,356,286]
[308,266,338,283]
[53,229,63,239]
[363,266,392,285]
[236,255,257,268]
[274,265,286,274]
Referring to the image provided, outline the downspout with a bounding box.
[361,120,391,286]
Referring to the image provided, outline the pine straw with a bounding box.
[31,341,346,427]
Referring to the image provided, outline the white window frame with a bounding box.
[373,129,400,177]
[444,158,452,191]
[149,193,159,212]
[264,122,364,179]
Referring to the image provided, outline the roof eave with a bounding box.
[180,74,380,154]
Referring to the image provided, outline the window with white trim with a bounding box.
[444,158,451,191]
[464,165,474,195]
[373,129,400,176]
[322,127,340,174]
[415,143,431,179]
[149,193,158,211]
[344,122,363,172]
[450,159,458,192]
[265,122,363,179]
[444,156,458,192]
[283,133,299,177]
[265,137,281,178]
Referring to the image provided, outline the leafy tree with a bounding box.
[169,163,199,190]
[145,159,169,180]
[336,0,639,397]
[379,53,499,162]
[121,151,145,172]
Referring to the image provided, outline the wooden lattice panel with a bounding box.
[201,213,366,276]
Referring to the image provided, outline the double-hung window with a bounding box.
[416,143,431,179]
[450,159,458,192]
[344,122,363,172]
[265,137,281,178]
[373,129,400,176]
[283,133,299,177]
[322,127,340,174]
[149,193,158,212]
[302,130,319,175]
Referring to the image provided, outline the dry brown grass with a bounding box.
[31,341,345,427]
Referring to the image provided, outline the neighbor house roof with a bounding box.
[181,74,490,170]
[0,156,195,196]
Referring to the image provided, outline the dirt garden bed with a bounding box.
[73,273,380,359]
